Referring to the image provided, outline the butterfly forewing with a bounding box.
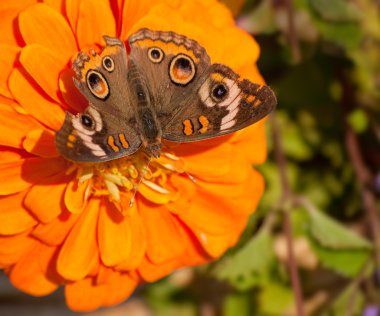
[128,28,211,116]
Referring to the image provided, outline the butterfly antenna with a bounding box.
[129,156,153,207]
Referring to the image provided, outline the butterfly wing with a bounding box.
[128,29,276,143]
[55,36,141,162]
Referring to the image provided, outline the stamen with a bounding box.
[142,179,171,194]
[69,150,195,213]
[129,156,152,207]
[104,179,120,201]
[163,152,180,161]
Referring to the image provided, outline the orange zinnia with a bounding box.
[0,0,268,311]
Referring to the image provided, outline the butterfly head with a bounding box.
[146,143,162,158]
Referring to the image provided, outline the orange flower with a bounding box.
[0,0,268,311]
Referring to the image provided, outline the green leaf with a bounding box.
[313,19,362,51]
[258,283,294,315]
[257,161,299,210]
[347,109,369,133]
[309,238,370,277]
[223,292,251,316]
[278,111,314,161]
[309,0,361,22]
[307,208,372,249]
[213,229,274,290]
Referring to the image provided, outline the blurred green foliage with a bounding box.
[140,0,380,315]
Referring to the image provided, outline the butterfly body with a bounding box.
[55,29,277,162]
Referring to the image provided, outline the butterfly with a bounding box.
[55,28,277,162]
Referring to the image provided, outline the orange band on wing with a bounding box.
[118,133,129,148]
[198,115,209,134]
[183,119,193,135]
[107,135,119,152]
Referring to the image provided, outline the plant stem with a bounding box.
[345,126,380,270]
[271,114,305,316]
[338,70,380,272]
[284,0,301,63]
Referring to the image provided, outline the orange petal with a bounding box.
[103,272,138,307]
[25,171,71,223]
[138,180,179,205]
[188,226,245,258]
[0,230,35,268]
[23,129,58,158]
[19,3,77,61]
[59,68,88,113]
[0,190,37,235]
[139,201,186,264]
[19,44,67,104]
[0,157,66,195]
[236,63,265,84]
[0,94,17,106]
[64,179,91,214]
[115,209,146,271]
[181,170,264,257]
[138,255,178,282]
[9,68,65,131]
[37,242,62,284]
[217,28,260,71]
[138,220,209,282]
[43,0,65,13]
[179,176,258,236]
[0,104,43,148]
[0,1,37,46]
[96,264,114,284]
[32,210,80,246]
[0,147,25,163]
[76,0,116,49]
[174,142,234,181]
[9,242,59,296]
[230,119,267,165]
[0,44,20,98]
[98,200,132,267]
[119,0,153,40]
[166,174,197,215]
[65,277,106,311]
[57,199,100,280]
[189,143,250,185]
[65,0,80,33]
[129,7,174,37]
[112,0,124,36]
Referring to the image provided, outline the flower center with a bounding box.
[67,150,188,214]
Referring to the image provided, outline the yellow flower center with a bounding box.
[66,150,190,214]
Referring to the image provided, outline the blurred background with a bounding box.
[1,0,379,315]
